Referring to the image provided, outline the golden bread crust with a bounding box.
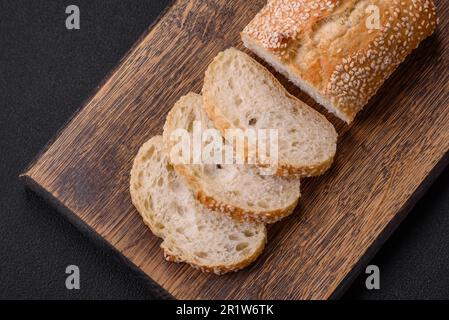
[242,0,438,122]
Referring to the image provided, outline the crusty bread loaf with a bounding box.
[242,0,438,123]
[130,136,267,274]
[203,48,337,177]
[163,92,301,223]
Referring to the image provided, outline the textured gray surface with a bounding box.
[0,0,448,299]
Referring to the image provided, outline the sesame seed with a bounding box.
[244,0,437,115]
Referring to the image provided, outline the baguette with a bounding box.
[203,48,338,177]
[130,136,267,274]
[163,92,301,223]
[242,0,438,123]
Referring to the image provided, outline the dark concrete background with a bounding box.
[0,0,448,300]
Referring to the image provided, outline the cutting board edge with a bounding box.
[329,150,449,299]
[19,0,178,179]
[19,150,449,300]
[19,173,175,300]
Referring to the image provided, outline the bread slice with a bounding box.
[242,0,438,123]
[203,48,338,177]
[130,135,267,275]
[163,92,301,223]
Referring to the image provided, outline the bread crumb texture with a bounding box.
[130,136,267,275]
[163,93,301,223]
[203,48,337,177]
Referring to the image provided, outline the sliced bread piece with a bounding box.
[130,135,267,275]
[163,92,301,224]
[202,48,338,178]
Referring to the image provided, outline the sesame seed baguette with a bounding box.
[242,0,438,123]
[202,48,338,178]
[130,136,267,275]
[163,93,301,224]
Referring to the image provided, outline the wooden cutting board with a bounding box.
[21,0,449,299]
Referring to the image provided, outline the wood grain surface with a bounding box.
[21,0,449,299]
